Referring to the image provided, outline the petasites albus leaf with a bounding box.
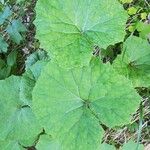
[35,0,128,68]
[0,76,41,146]
[33,58,140,150]
[113,36,150,87]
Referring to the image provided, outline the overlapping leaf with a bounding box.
[25,50,48,70]
[6,19,26,44]
[21,60,48,105]
[0,34,8,53]
[35,0,128,67]
[0,76,41,146]
[0,6,12,25]
[113,36,150,87]
[36,135,61,150]
[33,58,140,149]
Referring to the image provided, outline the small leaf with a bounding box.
[0,6,12,25]
[141,12,147,20]
[128,25,135,32]
[7,50,18,66]
[0,34,8,53]
[113,36,150,87]
[6,19,27,44]
[136,22,150,39]
[127,7,137,15]
[25,50,48,70]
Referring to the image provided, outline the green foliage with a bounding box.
[125,0,150,41]
[36,135,61,150]
[25,50,48,70]
[7,50,17,66]
[0,34,8,52]
[0,6,12,25]
[6,19,27,44]
[32,58,140,149]
[136,22,150,39]
[0,76,41,146]
[0,2,27,79]
[113,36,150,87]
[0,4,26,53]
[0,50,17,79]
[121,140,144,150]
[21,60,48,104]
[127,7,137,15]
[35,0,128,68]
[0,0,150,149]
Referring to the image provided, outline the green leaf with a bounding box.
[0,34,8,53]
[35,0,128,68]
[6,19,27,44]
[25,50,48,70]
[136,22,150,40]
[0,76,41,146]
[21,60,48,105]
[7,50,18,66]
[127,7,137,15]
[36,135,61,150]
[0,58,5,69]
[33,58,140,149]
[99,143,116,150]
[128,25,135,32]
[141,12,147,20]
[122,140,144,150]
[0,66,11,79]
[113,36,150,87]
[0,140,25,150]
[0,6,12,25]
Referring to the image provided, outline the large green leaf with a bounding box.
[35,0,128,68]
[33,58,140,149]
[0,76,41,146]
[113,36,150,87]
